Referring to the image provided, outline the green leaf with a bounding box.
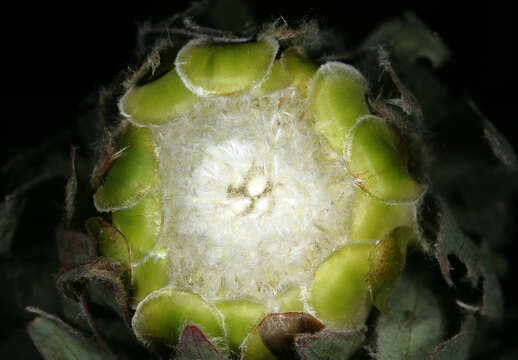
[429,315,476,360]
[294,329,365,360]
[435,204,503,319]
[26,307,112,360]
[376,273,444,360]
[177,325,225,360]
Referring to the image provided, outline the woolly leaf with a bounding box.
[471,102,518,171]
[1,134,71,192]
[56,257,131,326]
[376,47,422,118]
[436,206,480,287]
[57,230,97,267]
[478,251,504,319]
[429,315,476,360]
[294,329,364,360]
[209,0,253,32]
[376,273,444,360]
[0,194,24,254]
[64,147,78,228]
[177,325,225,360]
[60,296,140,353]
[361,12,449,68]
[483,119,517,171]
[435,205,503,319]
[452,198,512,247]
[27,307,112,360]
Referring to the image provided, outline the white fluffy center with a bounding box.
[153,88,354,301]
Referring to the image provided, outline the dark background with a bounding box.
[0,0,514,165]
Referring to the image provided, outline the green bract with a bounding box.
[93,126,158,211]
[90,32,425,358]
[120,68,199,125]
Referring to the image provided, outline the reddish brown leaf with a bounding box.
[258,312,325,358]
[64,146,78,228]
[178,325,225,360]
[57,230,97,267]
[56,257,131,327]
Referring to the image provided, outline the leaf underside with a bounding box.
[376,273,444,360]
[26,307,113,360]
[435,204,503,319]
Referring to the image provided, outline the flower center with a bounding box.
[227,167,272,216]
[153,88,354,302]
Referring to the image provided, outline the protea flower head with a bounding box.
[83,17,427,358]
[17,5,510,360]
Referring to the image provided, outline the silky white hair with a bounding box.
[152,87,354,302]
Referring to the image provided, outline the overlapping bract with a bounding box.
[91,36,424,357]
